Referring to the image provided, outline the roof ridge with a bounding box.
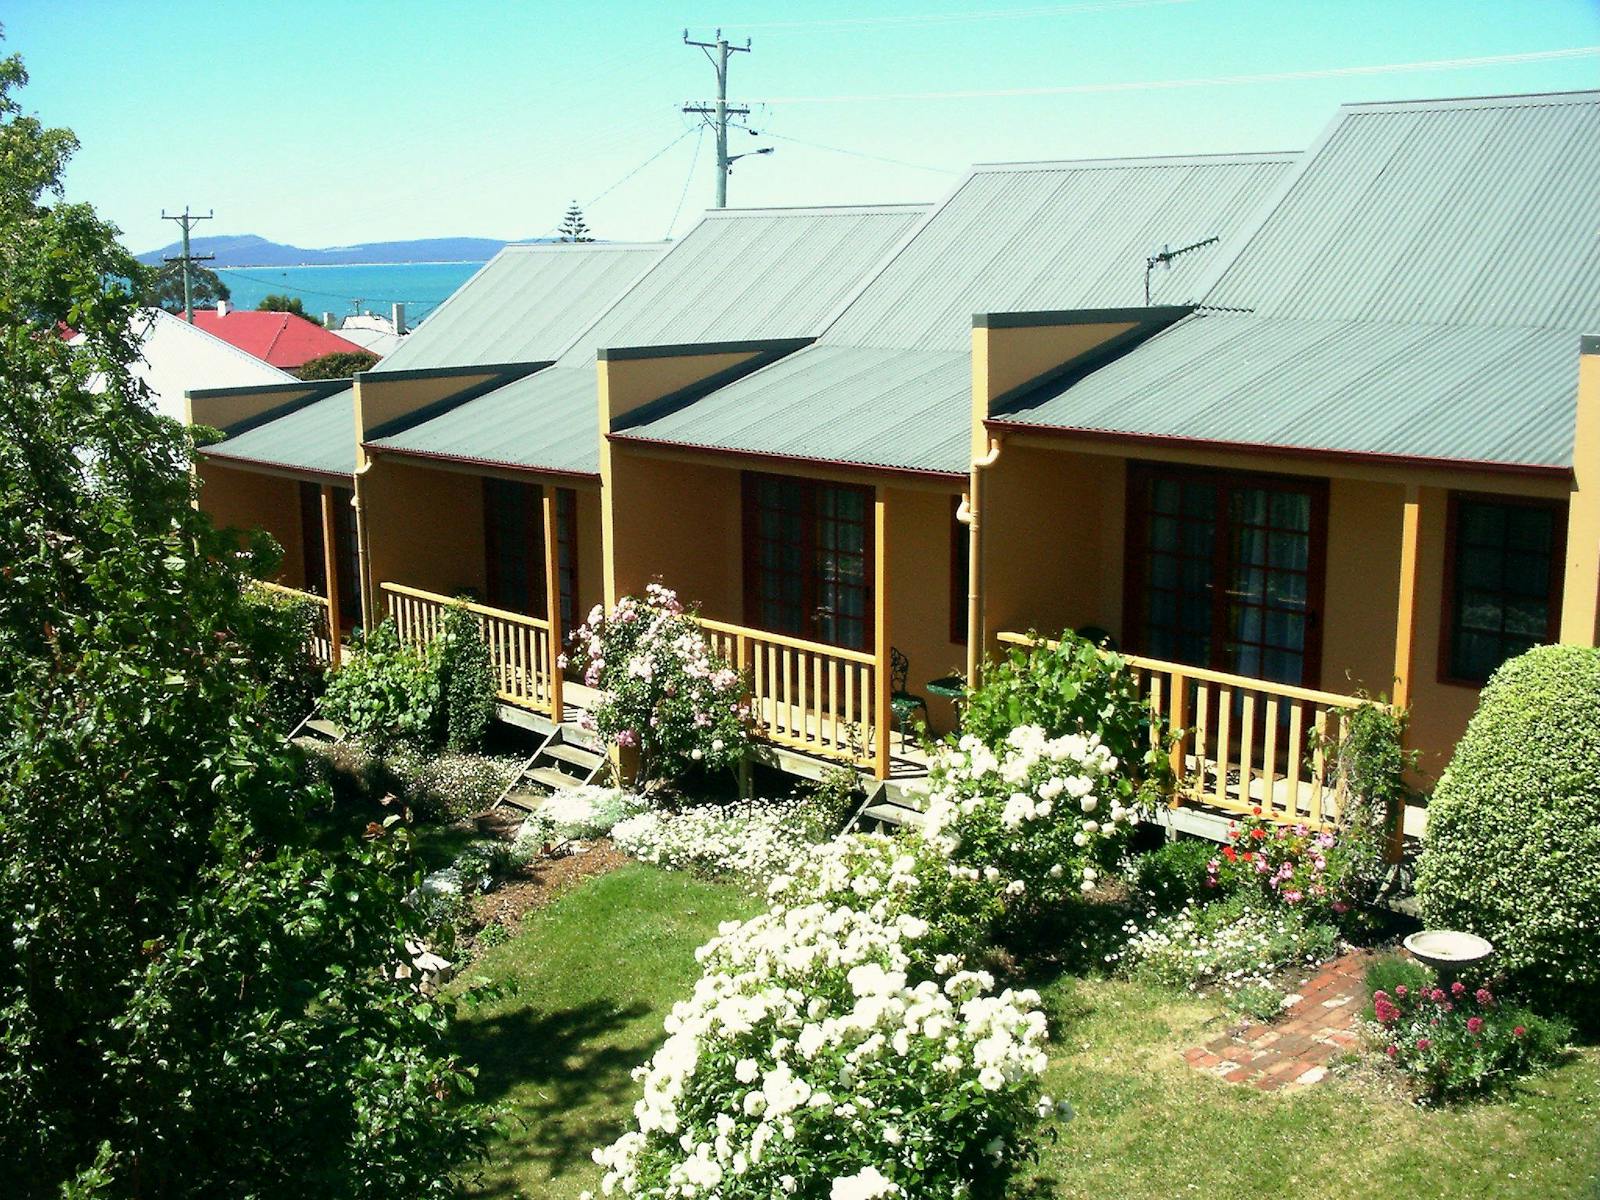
[500,241,667,253]
[970,150,1301,171]
[1340,87,1600,113]
[698,202,934,218]
[143,308,297,380]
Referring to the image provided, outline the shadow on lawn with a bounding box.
[454,998,654,1186]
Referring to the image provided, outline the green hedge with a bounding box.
[1417,644,1600,1000]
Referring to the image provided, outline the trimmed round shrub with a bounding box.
[1417,644,1600,998]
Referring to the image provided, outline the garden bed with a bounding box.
[448,866,1599,1199]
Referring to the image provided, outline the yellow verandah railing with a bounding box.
[382,582,561,717]
[697,617,887,775]
[997,632,1386,827]
[253,580,339,669]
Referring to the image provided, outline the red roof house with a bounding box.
[188,302,370,370]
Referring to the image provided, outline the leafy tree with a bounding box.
[140,258,230,313]
[558,199,592,242]
[0,42,484,1197]
[295,348,379,379]
[258,291,312,319]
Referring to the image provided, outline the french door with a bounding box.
[743,472,874,652]
[483,477,546,618]
[1126,464,1327,688]
[482,479,579,628]
[298,481,361,631]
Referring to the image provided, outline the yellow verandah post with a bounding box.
[873,487,891,780]
[318,485,342,668]
[541,488,564,722]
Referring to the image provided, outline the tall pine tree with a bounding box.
[557,199,593,242]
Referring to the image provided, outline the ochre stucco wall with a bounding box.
[883,483,967,732]
[980,445,1125,646]
[363,458,487,603]
[606,449,745,616]
[979,443,1566,773]
[196,460,306,586]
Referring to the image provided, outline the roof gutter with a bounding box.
[982,418,1574,481]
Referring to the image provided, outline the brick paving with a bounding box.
[1183,950,1373,1091]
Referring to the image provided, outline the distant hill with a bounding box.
[134,233,554,267]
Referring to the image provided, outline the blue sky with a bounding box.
[6,0,1598,254]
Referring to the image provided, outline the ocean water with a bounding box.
[208,261,485,325]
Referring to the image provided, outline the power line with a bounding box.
[683,29,769,207]
[760,130,960,175]
[666,127,707,238]
[159,206,214,323]
[716,0,1193,31]
[742,45,1600,105]
[582,128,697,211]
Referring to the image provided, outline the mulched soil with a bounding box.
[469,838,631,932]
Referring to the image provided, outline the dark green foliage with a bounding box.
[799,764,866,836]
[321,619,444,748]
[1416,644,1600,1001]
[962,630,1171,805]
[295,348,379,380]
[1369,964,1571,1100]
[246,579,325,728]
[141,259,229,313]
[1362,952,1431,1021]
[1323,700,1416,908]
[439,603,495,751]
[557,200,592,242]
[306,740,521,825]
[0,46,483,1194]
[1127,839,1219,913]
[257,292,310,318]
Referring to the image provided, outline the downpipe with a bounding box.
[352,456,376,630]
[959,437,1004,688]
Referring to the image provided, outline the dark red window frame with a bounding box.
[741,471,876,652]
[555,486,579,634]
[950,494,969,645]
[482,476,547,619]
[1438,491,1565,687]
[1123,461,1329,688]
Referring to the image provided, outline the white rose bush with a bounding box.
[587,894,1058,1199]
[582,718,1158,1198]
[766,833,997,971]
[563,583,750,787]
[613,798,833,883]
[921,725,1138,929]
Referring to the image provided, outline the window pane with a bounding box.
[1448,498,1559,683]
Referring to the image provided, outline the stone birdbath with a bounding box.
[1403,929,1493,987]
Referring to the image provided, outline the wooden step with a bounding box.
[524,765,582,791]
[544,742,604,770]
[302,717,346,742]
[858,803,927,831]
[500,789,545,813]
[558,724,602,753]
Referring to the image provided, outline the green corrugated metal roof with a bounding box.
[369,242,666,373]
[623,153,1297,472]
[371,205,929,475]
[1005,91,1600,468]
[202,388,355,478]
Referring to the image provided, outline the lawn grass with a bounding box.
[449,863,761,1199]
[1024,975,1600,1199]
[451,866,1599,1199]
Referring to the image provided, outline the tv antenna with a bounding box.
[1145,236,1219,305]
